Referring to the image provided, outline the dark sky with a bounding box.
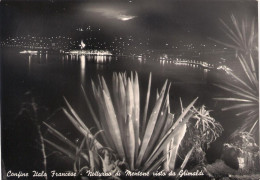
[0,0,258,42]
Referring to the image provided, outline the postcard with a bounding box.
[1,0,259,179]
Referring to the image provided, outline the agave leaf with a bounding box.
[238,54,258,86]
[101,76,112,99]
[131,71,134,85]
[118,73,126,122]
[145,153,167,172]
[237,55,254,85]
[117,73,127,151]
[241,19,246,47]
[97,75,103,89]
[171,97,198,130]
[143,87,170,161]
[213,84,258,102]
[164,138,174,172]
[168,123,187,170]
[141,72,152,138]
[43,122,77,149]
[249,54,257,79]
[136,80,168,167]
[126,78,134,120]
[220,26,241,47]
[44,122,90,163]
[209,38,243,51]
[44,138,77,160]
[82,85,112,148]
[235,109,253,116]
[167,139,174,166]
[180,146,195,170]
[163,146,170,172]
[144,113,192,171]
[248,19,255,50]
[102,89,125,159]
[91,80,98,98]
[249,119,258,134]
[167,86,171,112]
[144,98,197,169]
[74,137,87,170]
[226,82,257,98]
[81,85,102,130]
[231,14,245,47]
[213,98,253,102]
[159,113,174,142]
[63,97,92,135]
[62,108,103,149]
[220,18,242,45]
[232,114,257,137]
[239,55,258,88]
[133,72,140,158]
[125,78,135,166]
[125,114,135,170]
[89,130,104,149]
[112,73,120,120]
[156,89,159,100]
[222,103,256,111]
[96,90,116,149]
[123,72,127,87]
[89,150,95,171]
[229,70,255,93]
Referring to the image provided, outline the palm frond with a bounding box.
[213,15,259,141]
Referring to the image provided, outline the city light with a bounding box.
[67,50,112,56]
[20,50,38,54]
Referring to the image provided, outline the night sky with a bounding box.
[0,0,258,44]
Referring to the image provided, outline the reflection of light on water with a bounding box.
[108,56,112,62]
[80,55,86,83]
[87,55,91,61]
[96,63,104,70]
[97,55,104,63]
[94,56,110,70]
[28,55,32,73]
[62,56,64,65]
[71,55,77,61]
[203,69,209,79]
[160,59,166,66]
[80,55,86,70]
[94,55,110,63]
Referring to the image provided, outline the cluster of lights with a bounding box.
[217,65,232,74]
[20,50,38,54]
[67,50,112,56]
[158,57,214,69]
[76,26,101,32]
[1,35,72,50]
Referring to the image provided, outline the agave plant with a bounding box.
[178,105,223,173]
[43,72,198,174]
[192,105,224,148]
[212,15,259,143]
